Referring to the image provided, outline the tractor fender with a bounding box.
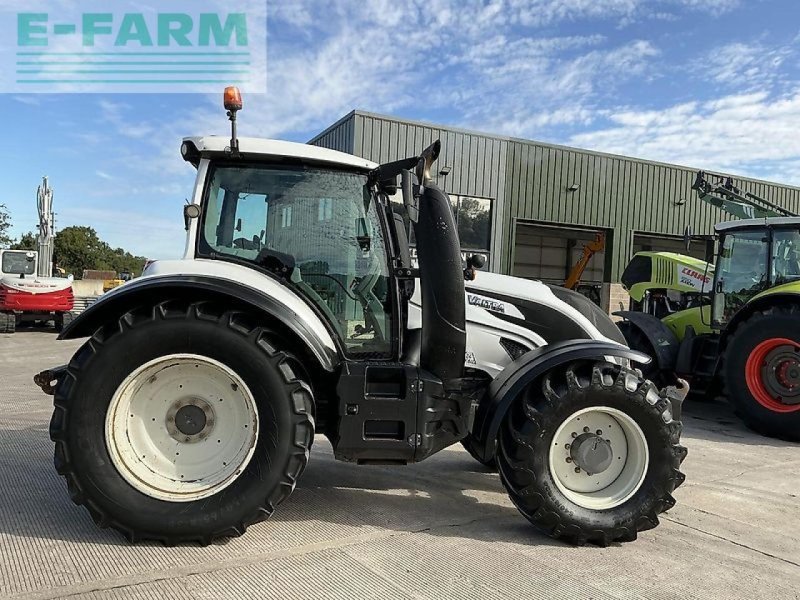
[469,339,650,463]
[58,273,340,371]
[613,311,679,372]
[722,292,800,347]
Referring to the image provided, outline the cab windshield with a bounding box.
[199,163,393,358]
[1,251,36,275]
[716,230,769,321]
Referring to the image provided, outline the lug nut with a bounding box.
[596,429,603,435]
[583,426,590,433]
[566,457,572,463]
[571,432,577,438]
[574,467,581,473]
[565,443,571,450]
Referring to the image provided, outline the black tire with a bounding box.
[49,300,315,544]
[54,311,74,333]
[616,321,666,386]
[723,305,800,442]
[497,360,686,546]
[0,312,15,334]
[460,434,497,470]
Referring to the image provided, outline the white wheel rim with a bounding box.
[548,406,649,510]
[105,354,259,502]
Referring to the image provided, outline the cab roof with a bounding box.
[715,216,800,233]
[182,136,378,171]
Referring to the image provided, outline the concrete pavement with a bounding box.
[1,329,798,599]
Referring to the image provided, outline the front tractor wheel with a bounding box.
[497,361,686,546]
[724,306,800,441]
[49,301,315,544]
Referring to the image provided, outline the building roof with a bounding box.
[183,136,377,171]
[715,217,800,232]
[311,110,800,192]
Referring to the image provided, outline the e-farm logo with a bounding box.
[2,1,266,93]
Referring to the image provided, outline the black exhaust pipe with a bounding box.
[413,181,466,382]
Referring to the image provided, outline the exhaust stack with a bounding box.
[410,142,466,382]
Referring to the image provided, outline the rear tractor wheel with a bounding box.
[497,361,686,545]
[460,433,496,470]
[49,300,315,544]
[724,305,800,441]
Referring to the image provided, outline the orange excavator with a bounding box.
[564,232,605,290]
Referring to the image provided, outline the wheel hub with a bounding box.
[769,351,800,403]
[748,340,800,409]
[166,398,215,442]
[570,433,614,475]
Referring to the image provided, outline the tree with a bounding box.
[11,231,36,251]
[0,204,12,248]
[54,226,147,279]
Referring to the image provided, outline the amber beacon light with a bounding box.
[224,86,243,112]
[223,86,243,156]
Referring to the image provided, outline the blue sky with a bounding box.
[2,0,800,259]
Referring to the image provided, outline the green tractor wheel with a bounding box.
[616,322,666,387]
[723,305,800,442]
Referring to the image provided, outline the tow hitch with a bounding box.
[663,377,689,422]
[34,366,67,395]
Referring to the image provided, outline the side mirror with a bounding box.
[235,218,243,233]
[184,203,201,231]
[467,254,486,269]
[464,253,486,281]
[683,225,693,253]
[401,169,419,223]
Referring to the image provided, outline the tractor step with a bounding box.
[687,335,721,397]
[332,363,478,464]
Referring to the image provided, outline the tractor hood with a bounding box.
[466,271,627,346]
[622,252,714,302]
[0,274,73,294]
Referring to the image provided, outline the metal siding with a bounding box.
[329,112,800,279]
[308,113,356,155]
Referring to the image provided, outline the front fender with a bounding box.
[59,274,340,371]
[614,310,679,372]
[470,339,650,463]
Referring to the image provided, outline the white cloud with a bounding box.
[567,89,800,185]
[697,39,797,89]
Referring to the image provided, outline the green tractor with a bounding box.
[616,171,800,441]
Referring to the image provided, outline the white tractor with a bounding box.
[35,88,686,546]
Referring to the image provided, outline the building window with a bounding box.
[390,193,494,265]
[450,195,493,252]
[281,206,292,228]
[318,197,333,221]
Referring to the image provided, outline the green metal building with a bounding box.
[310,110,800,303]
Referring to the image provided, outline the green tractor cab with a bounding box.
[617,173,800,442]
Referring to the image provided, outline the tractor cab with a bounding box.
[711,218,800,327]
[0,249,38,278]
